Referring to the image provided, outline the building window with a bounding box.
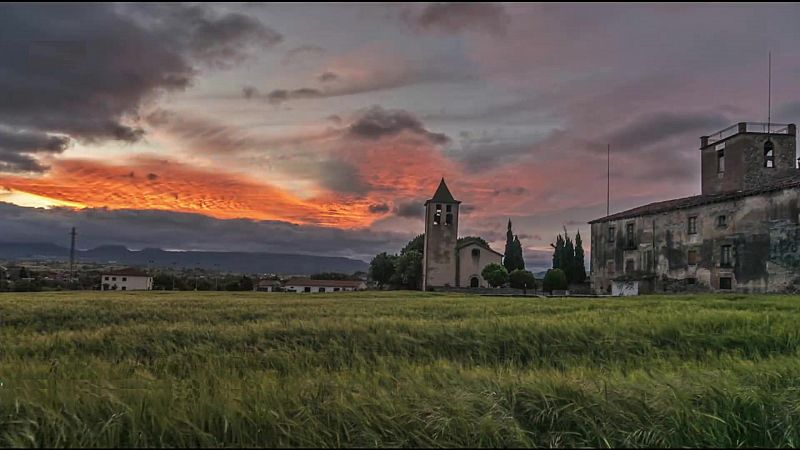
[446,204,452,212]
[608,226,615,243]
[445,213,453,225]
[764,141,775,168]
[717,149,725,173]
[304,287,311,292]
[112,277,116,281]
[122,277,127,282]
[333,287,340,292]
[606,260,615,274]
[318,287,325,292]
[719,277,732,290]
[687,277,697,285]
[625,259,635,273]
[625,223,635,249]
[104,276,109,281]
[717,215,727,228]
[121,286,126,291]
[688,216,697,234]
[433,204,442,225]
[721,245,733,268]
[471,248,480,258]
[688,249,698,266]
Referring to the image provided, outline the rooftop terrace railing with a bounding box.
[705,122,792,145]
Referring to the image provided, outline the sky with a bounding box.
[2,3,800,271]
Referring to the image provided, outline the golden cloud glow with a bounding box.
[0,158,376,228]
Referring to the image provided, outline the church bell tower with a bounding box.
[422,178,460,290]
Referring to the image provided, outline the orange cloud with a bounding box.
[0,158,375,228]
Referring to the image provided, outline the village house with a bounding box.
[101,268,153,291]
[282,277,366,293]
[422,179,504,290]
[589,122,800,294]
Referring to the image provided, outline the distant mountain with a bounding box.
[0,242,368,275]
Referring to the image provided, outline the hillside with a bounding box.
[0,242,368,275]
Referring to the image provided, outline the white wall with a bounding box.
[284,283,365,293]
[611,280,639,296]
[457,242,502,288]
[101,275,153,291]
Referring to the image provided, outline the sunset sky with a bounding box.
[2,3,800,270]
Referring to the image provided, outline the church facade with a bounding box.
[422,179,503,290]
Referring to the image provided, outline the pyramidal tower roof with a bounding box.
[426,178,461,204]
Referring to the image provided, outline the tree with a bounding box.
[481,263,509,288]
[552,234,564,270]
[395,250,423,289]
[509,269,536,290]
[543,268,568,292]
[563,233,575,283]
[503,221,525,272]
[512,236,525,271]
[311,272,355,280]
[574,231,587,283]
[402,234,424,254]
[503,219,515,272]
[369,252,397,288]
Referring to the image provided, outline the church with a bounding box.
[422,179,504,290]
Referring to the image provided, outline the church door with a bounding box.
[470,277,480,288]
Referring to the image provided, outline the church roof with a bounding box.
[456,238,504,257]
[426,178,460,204]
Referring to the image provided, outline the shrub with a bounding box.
[509,269,536,290]
[481,263,509,288]
[543,268,567,292]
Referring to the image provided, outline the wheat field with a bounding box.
[1,291,800,447]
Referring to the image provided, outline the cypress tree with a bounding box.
[504,219,515,272]
[563,234,575,283]
[552,234,564,270]
[574,230,587,283]
[513,235,525,270]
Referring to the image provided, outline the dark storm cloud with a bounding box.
[318,71,339,83]
[394,200,424,218]
[0,3,280,172]
[604,111,729,152]
[348,106,449,144]
[405,3,511,35]
[0,128,71,172]
[0,202,412,261]
[315,160,371,195]
[265,88,325,104]
[368,203,391,214]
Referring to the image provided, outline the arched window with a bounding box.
[764,141,775,168]
[471,248,480,258]
[445,213,453,225]
[470,277,479,288]
[433,204,442,225]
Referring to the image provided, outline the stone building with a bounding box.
[589,122,800,294]
[422,179,503,290]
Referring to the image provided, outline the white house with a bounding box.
[101,268,153,291]
[283,278,366,293]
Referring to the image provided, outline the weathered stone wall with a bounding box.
[590,187,800,293]
[423,201,459,288]
[701,127,796,195]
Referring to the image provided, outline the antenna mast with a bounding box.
[768,51,772,135]
[606,143,610,217]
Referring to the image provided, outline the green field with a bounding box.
[2,291,800,447]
